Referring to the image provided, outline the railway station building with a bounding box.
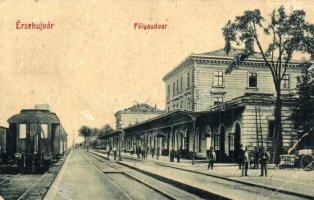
[114,103,164,129]
[119,46,304,162]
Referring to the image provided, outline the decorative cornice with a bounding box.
[163,53,304,82]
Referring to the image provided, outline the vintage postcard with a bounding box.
[0,0,313,199]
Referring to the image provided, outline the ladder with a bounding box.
[255,106,264,149]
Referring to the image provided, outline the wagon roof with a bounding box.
[7,109,60,124]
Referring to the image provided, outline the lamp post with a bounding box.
[118,129,124,161]
[191,115,198,165]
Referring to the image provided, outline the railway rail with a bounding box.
[91,151,313,200]
[0,172,47,200]
[0,154,68,200]
[85,151,221,200]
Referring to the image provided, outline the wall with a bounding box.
[163,61,194,111]
[194,61,302,111]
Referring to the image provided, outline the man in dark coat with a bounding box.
[156,146,160,160]
[253,147,260,169]
[260,148,270,177]
[207,147,216,170]
[141,146,145,159]
[177,146,182,163]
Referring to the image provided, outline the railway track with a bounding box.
[91,151,313,200]
[0,172,47,200]
[0,155,68,200]
[85,151,213,200]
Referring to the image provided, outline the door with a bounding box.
[29,123,39,155]
[234,124,241,162]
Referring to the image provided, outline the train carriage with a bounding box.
[0,126,8,163]
[6,109,67,171]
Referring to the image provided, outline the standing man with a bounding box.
[260,148,270,177]
[113,146,117,160]
[156,146,160,160]
[146,146,149,158]
[108,145,112,159]
[238,144,244,170]
[177,146,182,163]
[151,147,155,158]
[207,147,216,170]
[241,146,249,176]
[253,147,260,169]
[141,146,145,160]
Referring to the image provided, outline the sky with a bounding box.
[0,0,313,144]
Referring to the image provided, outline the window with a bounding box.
[187,72,190,88]
[173,82,175,96]
[229,133,235,151]
[248,72,257,87]
[176,80,179,94]
[19,124,27,139]
[282,74,290,89]
[268,120,275,138]
[167,85,170,100]
[180,77,183,92]
[214,71,224,86]
[213,95,224,105]
[41,124,48,139]
[214,134,220,150]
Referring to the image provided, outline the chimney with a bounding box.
[245,38,254,52]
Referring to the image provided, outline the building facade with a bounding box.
[103,47,304,162]
[163,48,301,112]
[115,103,164,129]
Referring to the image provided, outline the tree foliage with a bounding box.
[222,6,314,163]
[78,126,92,138]
[101,124,114,135]
[294,69,314,134]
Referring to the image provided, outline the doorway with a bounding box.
[234,123,241,161]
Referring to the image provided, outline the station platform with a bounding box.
[96,150,314,199]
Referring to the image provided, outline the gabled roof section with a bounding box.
[115,103,164,116]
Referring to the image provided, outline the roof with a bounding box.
[123,93,297,134]
[200,48,264,59]
[97,130,121,139]
[7,109,60,124]
[115,103,164,116]
[163,47,303,81]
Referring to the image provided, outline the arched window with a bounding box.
[205,125,212,137]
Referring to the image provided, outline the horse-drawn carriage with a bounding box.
[279,149,314,170]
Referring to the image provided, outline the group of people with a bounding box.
[238,145,270,177]
[207,145,270,177]
[135,146,162,160]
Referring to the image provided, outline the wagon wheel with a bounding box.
[300,154,314,169]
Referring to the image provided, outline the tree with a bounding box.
[222,6,314,164]
[101,124,114,135]
[78,126,92,149]
[293,68,314,148]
